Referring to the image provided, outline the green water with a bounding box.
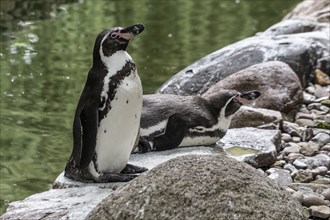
[0,0,300,214]
[225,146,260,156]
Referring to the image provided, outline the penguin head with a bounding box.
[203,90,260,117]
[93,24,144,64]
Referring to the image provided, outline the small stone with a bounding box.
[288,183,329,192]
[293,159,308,169]
[282,121,301,137]
[292,136,301,143]
[295,118,316,127]
[311,166,328,177]
[281,133,292,142]
[321,144,330,151]
[301,154,330,169]
[321,99,330,107]
[292,191,304,204]
[297,186,314,196]
[314,84,330,98]
[305,85,316,94]
[303,92,316,104]
[295,112,315,120]
[271,160,286,168]
[311,132,330,147]
[302,194,327,207]
[284,163,298,173]
[309,205,330,219]
[283,143,301,154]
[299,141,320,156]
[314,69,330,86]
[325,114,330,124]
[312,178,330,185]
[285,153,305,163]
[267,168,293,186]
[307,103,323,111]
[321,188,330,201]
[294,170,314,183]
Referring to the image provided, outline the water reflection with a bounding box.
[0,0,300,214]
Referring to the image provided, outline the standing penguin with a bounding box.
[138,90,260,152]
[65,24,147,183]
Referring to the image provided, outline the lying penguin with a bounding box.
[65,24,147,183]
[138,90,260,152]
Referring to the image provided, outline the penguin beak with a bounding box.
[117,24,145,40]
[235,90,261,104]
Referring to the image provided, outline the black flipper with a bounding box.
[136,136,152,153]
[153,113,187,151]
[121,163,148,174]
[79,104,99,168]
[71,101,99,169]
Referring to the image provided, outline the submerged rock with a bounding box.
[87,154,308,220]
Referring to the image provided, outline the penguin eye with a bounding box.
[110,33,118,39]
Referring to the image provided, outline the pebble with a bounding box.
[302,194,327,207]
[281,133,292,142]
[294,170,314,183]
[295,118,316,127]
[321,188,330,201]
[311,166,328,177]
[267,168,293,186]
[283,163,298,173]
[293,159,307,169]
[282,143,301,154]
[299,141,320,156]
[309,205,330,219]
[271,160,286,168]
[311,132,330,146]
[292,136,301,143]
[321,144,330,151]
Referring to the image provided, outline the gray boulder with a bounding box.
[202,61,303,112]
[87,154,308,220]
[283,0,330,23]
[158,19,329,95]
[1,186,112,220]
[230,106,282,129]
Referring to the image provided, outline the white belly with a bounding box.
[95,73,142,173]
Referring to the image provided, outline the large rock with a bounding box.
[202,61,303,112]
[230,106,282,129]
[158,19,329,95]
[283,0,330,22]
[1,186,112,220]
[87,154,308,220]
[220,128,281,168]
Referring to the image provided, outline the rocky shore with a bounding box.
[1,0,329,219]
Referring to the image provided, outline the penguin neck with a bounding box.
[99,50,133,70]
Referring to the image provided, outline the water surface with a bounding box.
[0,0,300,214]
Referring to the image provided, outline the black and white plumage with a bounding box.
[65,24,147,182]
[138,90,260,152]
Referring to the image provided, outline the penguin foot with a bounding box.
[121,163,148,174]
[99,173,138,182]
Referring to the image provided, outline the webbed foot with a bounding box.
[121,163,148,174]
[98,173,138,182]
